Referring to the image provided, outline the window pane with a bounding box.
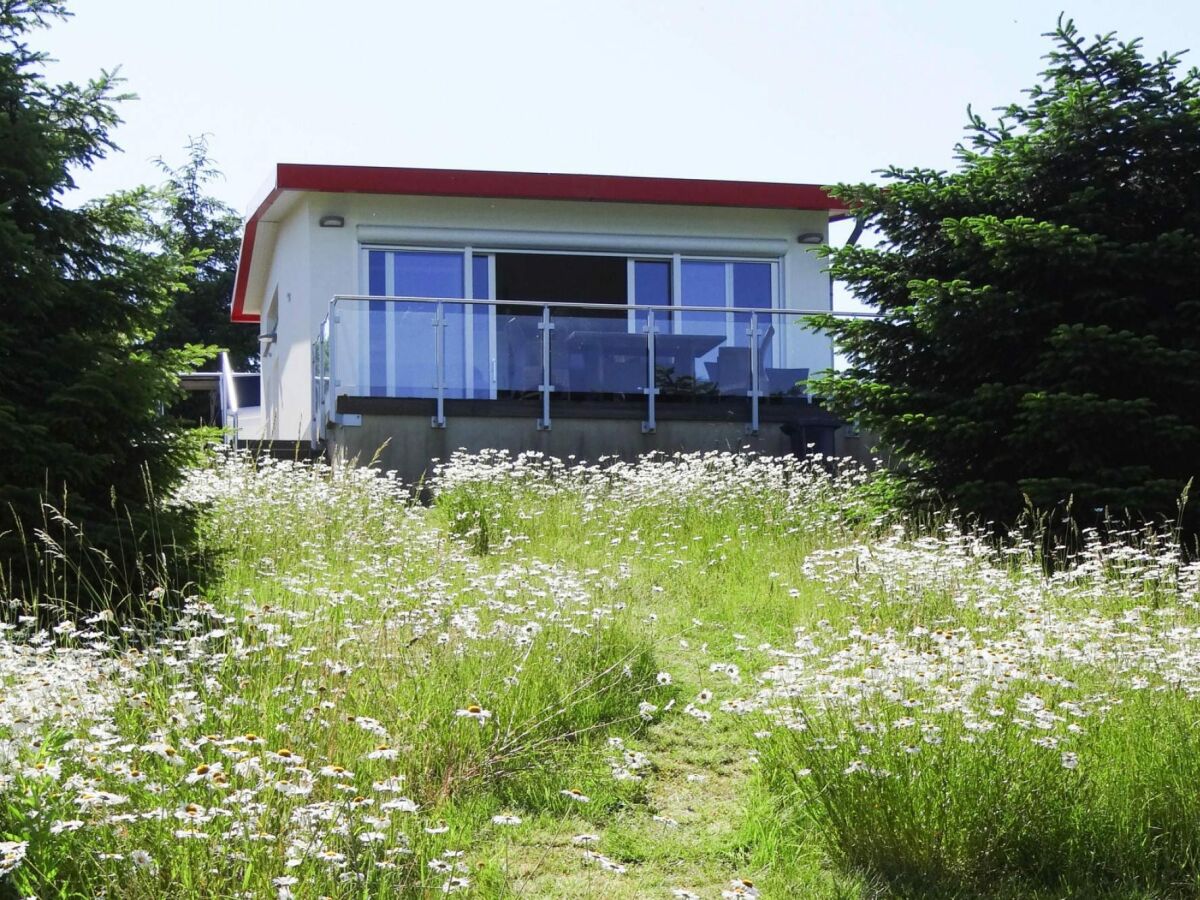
[393,251,464,299]
[367,251,387,395]
[677,261,728,386]
[634,261,670,305]
[496,253,626,306]
[394,252,462,397]
[471,255,491,399]
[732,262,772,352]
[732,262,771,309]
[471,256,490,300]
[368,251,387,296]
[633,260,671,331]
[682,260,725,308]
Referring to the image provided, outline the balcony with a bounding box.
[313,295,857,459]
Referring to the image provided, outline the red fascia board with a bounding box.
[231,164,845,322]
[275,164,843,211]
[230,186,281,323]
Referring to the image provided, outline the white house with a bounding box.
[231,164,856,478]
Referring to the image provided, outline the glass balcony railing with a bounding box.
[312,295,865,441]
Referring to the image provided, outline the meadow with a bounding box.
[2,448,1199,898]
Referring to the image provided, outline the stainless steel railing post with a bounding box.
[537,305,554,430]
[747,311,760,436]
[642,308,658,434]
[432,301,447,428]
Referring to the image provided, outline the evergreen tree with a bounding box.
[151,136,257,371]
[814,18,1200,527]
[0,0,210,568]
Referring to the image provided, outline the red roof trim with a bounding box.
[276,164,843,211]
[231,165,844,323]
[230,186,280,323]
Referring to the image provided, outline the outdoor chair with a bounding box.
[713,325,774,395]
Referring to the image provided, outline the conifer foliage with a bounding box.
[814,19,1200,526]
[0,1,209,561]
[151,136,258,371]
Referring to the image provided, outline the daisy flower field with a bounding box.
[1,448,1198,898]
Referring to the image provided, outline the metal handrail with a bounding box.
[316,294,866,438]
[330,294,877,318]
[219,351,239,444]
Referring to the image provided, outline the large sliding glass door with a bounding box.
[358,248,777,402]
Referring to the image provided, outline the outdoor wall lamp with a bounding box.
[319,215,345,228]
[797,232,824,244]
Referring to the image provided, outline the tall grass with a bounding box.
[760,690,1200,896]
[5,447,1199,897]
[752,520,1200,897]
[0,451,671,898]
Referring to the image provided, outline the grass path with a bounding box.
[495,681,867,899]
[502,715,758,898]
[445,492,870,899]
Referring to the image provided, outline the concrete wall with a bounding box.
[249,192,834,440]
[327,415,867,486]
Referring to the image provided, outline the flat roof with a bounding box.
[232,164,847,323]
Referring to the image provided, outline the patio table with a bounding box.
[653,333,726,378]
[563,330,727,391]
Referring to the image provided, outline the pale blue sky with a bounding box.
[41,1,1197,212]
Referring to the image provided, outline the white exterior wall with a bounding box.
[249,192,833,440]
[253,199,313,439]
